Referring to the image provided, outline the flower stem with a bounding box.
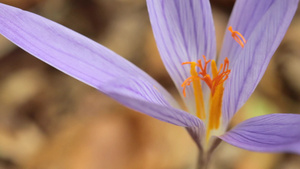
[196,138,222,169]
[196,151,209,169]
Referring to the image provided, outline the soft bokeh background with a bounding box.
[0,0,300,169]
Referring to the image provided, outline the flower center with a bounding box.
[181,56,230,140]
[181,26,245,142]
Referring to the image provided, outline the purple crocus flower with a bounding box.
[0,0,299,168]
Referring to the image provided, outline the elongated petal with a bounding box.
[147,0,216,114]
[220,0,298,63]
[0,3,194,125]
[221,0,299,125]
[103,77,205,128]
[220,114,300,154]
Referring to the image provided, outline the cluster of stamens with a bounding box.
[181,55,230,97]
[180,26,246,142]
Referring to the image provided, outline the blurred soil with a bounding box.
[0,0,299,169]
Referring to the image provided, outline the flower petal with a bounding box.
[220,0,298,64]
[221,0,299,125]
[220,114,300,154]
[0,3,179,109]
[102,77,205,128]
[146,0,216,114]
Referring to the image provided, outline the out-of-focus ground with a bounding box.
[0,0,299,169]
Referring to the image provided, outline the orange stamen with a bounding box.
[181,62,205,119]
[210,58,230,95]
[206,83,224,141]
[181,56,231,143]
[197,57,230,96]
[228,26,246,48]
[205,58,230,142]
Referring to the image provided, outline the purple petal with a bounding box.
[220,114,300,154]
[0,4,181,105]
[146,0,216,114]
[221,0,299,125]
[103,77,205,128]
[220,0,298,63]
[0,3,200,126]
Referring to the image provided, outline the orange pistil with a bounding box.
[228,26,246,48]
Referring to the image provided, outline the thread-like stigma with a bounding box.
[228,26,246,48]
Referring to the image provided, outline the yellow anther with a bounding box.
[181,62,205,119]
[205,58,230,142]
[211,60,218,79]
[228,26,246,48]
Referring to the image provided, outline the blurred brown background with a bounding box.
[0,0,299,169]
